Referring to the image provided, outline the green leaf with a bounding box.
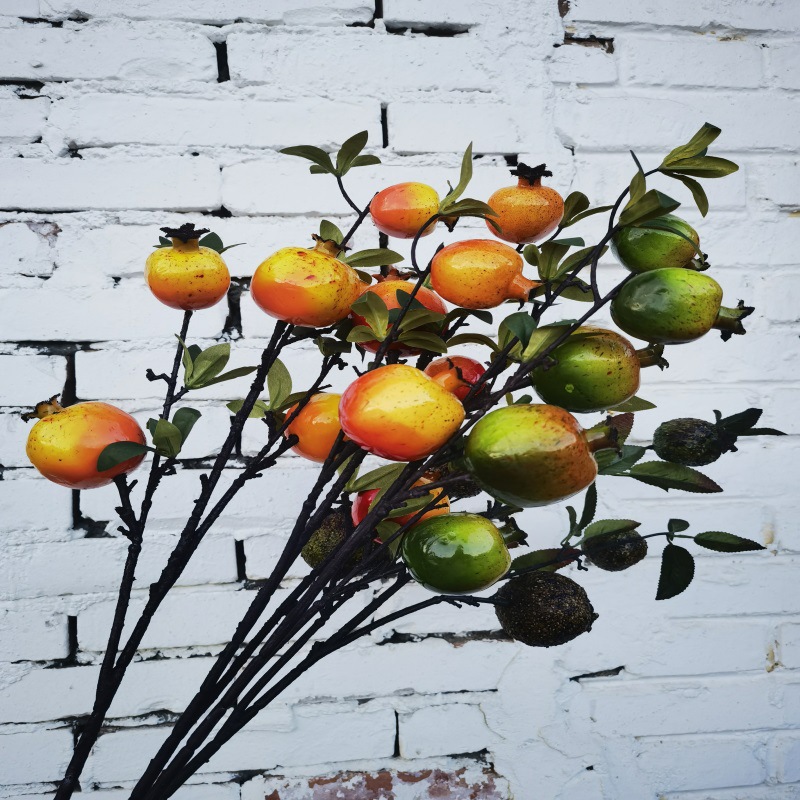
[596,444,648,475]
[438,198,497,220]
[344,248,404,268]
[610,395,656,412]
[319,219,344,244]
[156,236,171,248]
[499,312,538,349]
[176,335,199,384]
[375,520,404,556]
[347,463,406,493]
[446,332,499,351]
[187,343,231,388]
[553,245,603,282]
[656,543,695,600]
[627,164,646,207]
[355,269,373,284]
[627,461,722,493]
[316,336,353,356]
[583,518,640,541]
[718,407,762,433]
[444,308,493,326]
[171,407,201,443]
[663,156,739,179]
[346,325,379,344]
[694,531,765,553]
[198,232,224,252]
[397,331,448,353]
[386,495,435,519]
[618,190,681,227]
[226,399,271,419]
[522,244,539,267]
[199,365,258,387]
[97,441,152,472]
[273,390,312,413]
[565,205,614,227]
[393,289,427,312]
[511,548,578,573]
[669,173,710,217]
[336,130,369,176]
[561,191,590,226]
[351,291,390,337]
[349,154,381,169]
[739,427,786,437]
[559,278,595,302]
[266,358,292,410]
[668,518,690,533]
[280,144,336,174]
[579,482,597,529]
[151,418,183,458]
[662,122,722,166]
[537,238,584,281]
[398,308,447,332]
[440,142,473,208]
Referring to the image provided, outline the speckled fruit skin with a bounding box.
[611,213,699,273]
[145,239,230,310]
[652,418,724,466]
[582,530,648,572]
[26,402,146,489]
[530,326,640,413]
[350,279,447,353]
[464,404,597,507]
[486,178,564,244]
[352,476,450,533]
[431,239,539,309]
[371,182,440,239]
[284,393,342,463]
[611,268,723,344]
[339,364,465,462]
[251,245,364,327]
[424,356,486,402]
[495,572,597,647]
[401,513,511,594]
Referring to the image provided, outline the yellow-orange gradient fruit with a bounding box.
[350,279,447,353]
[339,364,465,461]
[431,239,540,309]
[251,240,365,327]
[424,356,486,402]
[371,182,440,239]
[284,393,343,462]
[26,401,146,489]
[145,239,230,310]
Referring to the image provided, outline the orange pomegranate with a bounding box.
[351,475,450,534]
[424,356,486,401]
[284,393,343,462]
[371,182,440,239]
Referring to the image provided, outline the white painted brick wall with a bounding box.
[0,1,798,798]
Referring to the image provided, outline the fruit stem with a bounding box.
[21,394,64,421]
[712,300,755,341]
[311,235,343,258]
[507,273,543,302]
[510,162,553,186]
[636,343,669,370]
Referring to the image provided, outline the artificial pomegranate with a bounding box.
[339,364,465,462]
[350,279,447,354]
[611,213,700,273]
[485,163,564,244]
[401,513,511,594]
[351,476,449,534]
[495,572,597,647]
[145,223,230,310]
[370,182,440,239]
[582,530,648,571]
[431,239,541,309]
[463,404,612,507]
[24,396,146,489]
[424,356,487,402]
[529,326,662,413]
[610,268,752,344]
[251,237,364,327]
[284,393,342,462]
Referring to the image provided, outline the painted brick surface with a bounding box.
[0,1,798,798]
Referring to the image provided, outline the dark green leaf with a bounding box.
[579,482,597,529]
[444,308,493,326]
[346,325,379,344]
[151,418,183,458]
[537,238,584,281]
[198,232,224,253]
[718,407,761,433]
[446,333,499,351]
[156,236,171,248]
[351,291,390,337]
[627,165,646,207]
[267,358,292,410]
[349,154,381,169]
[398,307,447,332]
[345,248,404,268]
[347,463,406,493]
[438,198,497,219]
[172,407,201,443]
[618,190,681,227]
[668,518,690,533]
[656,543,695,600]
[273,391,313,413]
[553,246,603,281]
[562,204,614,228]
[319,220,344,244]
[627,461,722,493]
[663,156,739,179]
[499,312,538,349]
[668,173,710,217]
[397,331,448,353]
[662,122,722,166]
[220,242,245,253]
[596,444,648,475]
[386,495,436,519]
[610,396,656,412]
[440,142,473,208]
[511,548,578,573]
[280,144,335,174]
[97,441,152,472]
[514,394,533,404]
[316,336,353,356]
[226,398,271,419]
[694,531,765,552]
[561,191,590,225]
[583,518,640,541]
[739,427,786,437]
[336,130,369,176]
[522,244,540,267]
[200,365,258,387]
[355,269,373,284]
[187,343,231,388]
[559,278,595,302]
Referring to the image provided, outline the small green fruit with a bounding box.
[401,513,511,594]
[582,530,648,571]
[652,418,728,466]
[611,213,699,273]
[495,572,597,647]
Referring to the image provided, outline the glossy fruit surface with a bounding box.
[401,513,511,594]
[611,213,699,273]
[652,418,725,466]
[582,530,648,571]
[431,239,539,309]
[371,182,440,239]
[251,240,364,327]
[530,326,640,413]
[495,572,597,647]
[464,404,598,507]
[26,400,146,489]
[351,476,449,532]
[339,364,465,461]
[611,268,723,344]
[284,393,342,462]
[350,279,446,353]
[486,164,564,244]
[145,236,230,311]
[424,356,486,402]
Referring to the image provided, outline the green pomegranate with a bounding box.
[463,404,613,507]
[611,268,752,344]
[611,213,700,273]
[530,326,665,413]
[401,513,511,594]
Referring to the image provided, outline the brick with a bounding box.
[0,354,64,405]
[767,42,800,89]
[662,788,800,800]
[0,221,55,280]
[0,604,67,661]
[0,96,49,143]
[774,732,800,783]
[0,728,74,785]
[382,0,485,27]
[0,156,220,212]
[751,157,800,207]
[755,269,800,322]
[1,0,40,16]
[0,472,72,534]
[227,28,492,92]
[549,44,618,85]
[620,35,763,89]
[0,21,216,82]
[400,703,494,758]
[779,622,800,668]
[49,94,380,150]
[555,89,800,151]
[91,787,239,800]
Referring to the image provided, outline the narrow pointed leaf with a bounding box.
[200,365,258,387]
[441,142,473,207]
[226,399,271,419]
[627,461,722,493]
[578,482,597,529]
[662,156,739,179]
[511,548,579,573]
[694,531,765,552]
[618,189,681,227]
[336,130,369,175]
[266,358,292,410]
[97,441,152,472]
[396,331,448,353]
[188,343,231,388]
[445,333,499,351]
[346,463,406,493]
[280,144,335,174]
[668,173,710,216]
[583,518,640,541]
[344,248,404,268]
[610,396,656,412]
[349,154,381,169]
[662,122,722,165]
